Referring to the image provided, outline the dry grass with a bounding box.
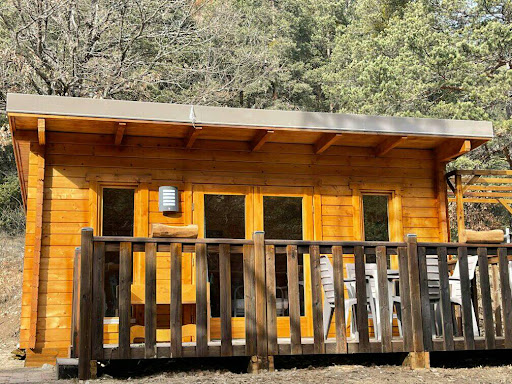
[0,233,24,349]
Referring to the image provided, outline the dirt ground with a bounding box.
[84,365,512,384]
[0,234,25,371]
[1,234,512,383]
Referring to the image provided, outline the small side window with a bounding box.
[362,194,390,242]
[362,194,390,265]
[102,187,135,317]
[102,188,135,236]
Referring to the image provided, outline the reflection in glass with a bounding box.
[102,188,135,317]
[205,194,246,317]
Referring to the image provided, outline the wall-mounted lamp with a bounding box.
[159,186,179,212]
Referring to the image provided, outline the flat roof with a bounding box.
[6,93,494,138]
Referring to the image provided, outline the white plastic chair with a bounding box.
[275,286,289,316]
[449,255,479,336]
[232,286,245,317]
[233,285,289,317]
[426,255,442,336]
[348,263,403,339]
[318,259,379,340]
[320,256,359,339]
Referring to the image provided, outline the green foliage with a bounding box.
[1,0,512,234]
[0,122,24,235]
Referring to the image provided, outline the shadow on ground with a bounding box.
[98,350,512,379]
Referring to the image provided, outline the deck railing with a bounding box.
[74,228,512,379]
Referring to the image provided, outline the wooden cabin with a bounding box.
[8,93,512,376]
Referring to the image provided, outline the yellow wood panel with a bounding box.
[21,130,443,352]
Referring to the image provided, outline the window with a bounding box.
[102,187,135,317]
[362,194,390,241]
[362,194,390,265]
[204,194,246,317]
[102,188,135,236]
[264,195,305,316]
[263,196,303,240]
[204,194,245,239]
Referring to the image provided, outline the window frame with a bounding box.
[350,182,404,243]
[361,193,391,242]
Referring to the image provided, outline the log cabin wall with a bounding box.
[18,130,445,364]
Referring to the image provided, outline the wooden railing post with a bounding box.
[252,231,271,371]
[78,228,94,380]
[404,234,430,369]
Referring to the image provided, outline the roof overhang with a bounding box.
[7,93,494,139]
[7,93,494,210]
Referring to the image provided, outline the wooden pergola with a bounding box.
[447,169,512,239]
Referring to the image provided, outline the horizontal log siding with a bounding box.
[20,132,440,353]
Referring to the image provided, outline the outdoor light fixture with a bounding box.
[159,186,179,212]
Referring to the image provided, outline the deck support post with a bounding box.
[402,352,430,369]
[403,234,430,369]
[78,228,94,380]
[251,231,272,373]
[248,355,274,373]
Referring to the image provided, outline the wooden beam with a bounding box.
[114,122,127,145]
[455,173,465,241]
[37,118,45,146]
[462,175,481,193]
[29,143,45,349]
[184,126,202,149]
[8,115,16,134]
[435,161,449,242]
[446,177,456,194]
[471,139,490,149]
[498,199,512,215]
[314,133,342,154]
[374,136,407,157]
[250,130,274,152]
[436,139,471,162]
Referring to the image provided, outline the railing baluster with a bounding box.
[244,244,257,356]
[417,246,432,351]
[437,247,454,351]
[458,246,475,350]
[498,247,512,348]
[332,246,347,353]
[354,246,369,352]
[310,245,324,354]
[287,245,302,355]
[170,243,183,357]
[265,245,278,355]
[376,246,392,352]
[92,241,105,360]
[195,243,208,356]
[70,247,81,358]
[477,247,495,349]
[398,246,413,351]
[144,242,157,358]
[119,242,133,359]
[219,244,233,357]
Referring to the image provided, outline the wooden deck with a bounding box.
[73,228,512,379]
[100,335,510,359]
